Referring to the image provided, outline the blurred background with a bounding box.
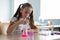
[0,0,40,23]
[0,0,60,25]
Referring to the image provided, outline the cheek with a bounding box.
[22,13,25,16]
[27,14,30,17]
[21,13,26,18]
[21,11,25,16]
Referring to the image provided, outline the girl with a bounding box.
[7,3,38,34]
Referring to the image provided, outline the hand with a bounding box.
[18,18,29,24]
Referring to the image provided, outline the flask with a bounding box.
[28,29,34,40]
[22,29,28,40]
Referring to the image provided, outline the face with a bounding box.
[20,7,33,19]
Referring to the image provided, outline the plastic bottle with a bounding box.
[51,25,54,35]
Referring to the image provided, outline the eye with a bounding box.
[25,11,30,14]
[25,11,28,14]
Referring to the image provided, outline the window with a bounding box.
[39,0,60,21]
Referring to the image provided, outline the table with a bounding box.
[37,25,60,35]
[37,25,60,29]
[0,33,60,40]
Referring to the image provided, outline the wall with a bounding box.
[28,0,40,22]
[0,0,14,22]
[39,0,60,25]
[0,0,60,25]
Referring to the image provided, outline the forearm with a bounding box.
[32,28,38,33]
[7,21,20,34]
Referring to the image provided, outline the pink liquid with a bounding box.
[22,33,27,37]
[22,31,28,38]
[22,34,28,40]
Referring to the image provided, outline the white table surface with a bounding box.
[0,32,60,40]
[38,31,60,40]
[36,25,60,40]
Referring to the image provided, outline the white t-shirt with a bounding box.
[10,17,30,34]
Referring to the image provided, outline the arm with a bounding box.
[32,25,39,33]
[7,19,28,34]
[32,28,38,33]
[7,21,21,34]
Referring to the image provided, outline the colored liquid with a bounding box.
[22,33,27,37]
[29,30,34,36]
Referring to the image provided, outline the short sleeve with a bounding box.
[10,17,17,23]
